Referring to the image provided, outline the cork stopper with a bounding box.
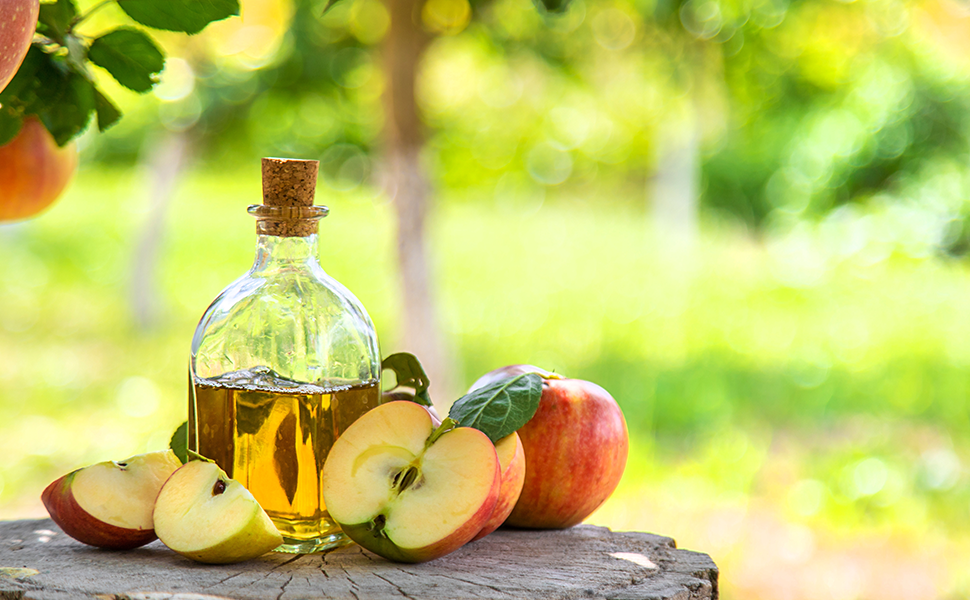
[253,158,326,237]
[262,158,318,207]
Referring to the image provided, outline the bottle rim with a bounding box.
[247,204,329,220]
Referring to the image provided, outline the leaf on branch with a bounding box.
[37,0,78,44]
[36,67,96,146]
[117,0,240,34]
[448,373,543,444]
[94,88,122,132]
[88,28,164,93]
[0,45,46,109]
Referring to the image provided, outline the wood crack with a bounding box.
[275,575,293,600]
[373,572,416,600]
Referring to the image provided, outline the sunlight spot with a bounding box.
[610,552,657,569]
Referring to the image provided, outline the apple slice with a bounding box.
[153,460,283,564]
[42,450,182,549]
[322,401,500,563]
[471,432,525,541]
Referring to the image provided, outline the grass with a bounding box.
[2,165,969,599]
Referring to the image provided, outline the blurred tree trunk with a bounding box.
[381,0,455,403]
[131,130,190,329]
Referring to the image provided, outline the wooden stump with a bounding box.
[0,519,718,600]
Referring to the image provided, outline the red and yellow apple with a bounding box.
[153,460,283,564]
[41,450,182,549]
[322,401,500,563]
[469,365,628,529]
[471,431,525,541]
[0,0,37,93]
[0,117,78,222]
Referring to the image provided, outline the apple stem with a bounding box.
[426,417,457,447]
[187,450,215,464]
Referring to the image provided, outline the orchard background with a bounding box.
[4,0,970,598]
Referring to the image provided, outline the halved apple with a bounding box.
[153,461,283,564]
[41,450,182,549]
[322,401,500,563]
[471,432,525,541]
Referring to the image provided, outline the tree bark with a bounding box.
[381,0,455,402]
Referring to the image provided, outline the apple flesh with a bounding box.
[471,431,525,541]
[0,117,78,222]
[0,0,38,93]
[41,450,182,549]
[322,401,500,563]
[470,365,629,529]
[153,460,283,564]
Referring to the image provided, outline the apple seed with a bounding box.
[212,480,227,496]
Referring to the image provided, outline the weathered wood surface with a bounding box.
[0,519,717,600]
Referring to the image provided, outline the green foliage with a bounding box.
[0,0,238,147]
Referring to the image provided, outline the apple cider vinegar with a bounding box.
[189,368,381,552]
[189,159,382,553]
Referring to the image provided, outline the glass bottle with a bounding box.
[188,158,381,553]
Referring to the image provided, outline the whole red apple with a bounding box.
[0,117,77,222]
[468,365,628,529]
[0,0,38,93]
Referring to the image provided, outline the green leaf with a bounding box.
[37,0,78,44]
[93,88,122,132]
[381,353,432,407]
[169,421,188,464]
[88,28,164,93]
[36,68,95,146]
[117,0,239,34]
[448,373,543,444]
[0,109,23,146]
[0,45,46,108]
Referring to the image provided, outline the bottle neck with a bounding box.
[252,233,321,274]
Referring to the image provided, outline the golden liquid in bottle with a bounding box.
[188,367,381,553]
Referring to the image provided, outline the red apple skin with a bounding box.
[41,471,158,550]
[471,433,525,541]
[0,0,37,93]
[0,117,78,222]
[471,365,629,529]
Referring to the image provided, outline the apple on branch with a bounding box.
[322,401,501,563]
[0,117,78,222]
[42,450,182,549]
[469,365,629,529]
[152,460,283,564]
[0,0,37,93]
